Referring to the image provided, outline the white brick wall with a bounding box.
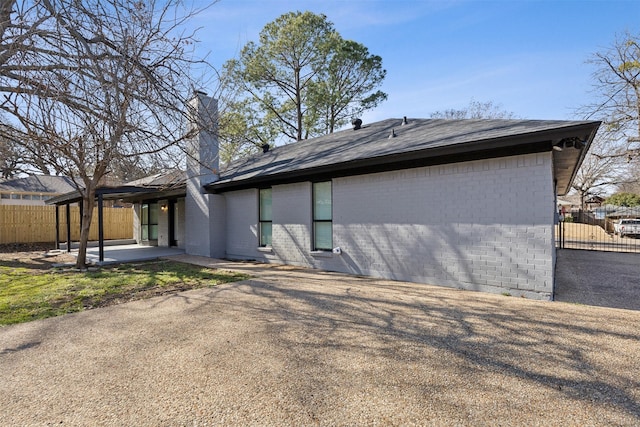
[222,152,556,299]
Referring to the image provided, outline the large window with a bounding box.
[141,202,159,241]
[259,188,272,247]
[313,181,332,251]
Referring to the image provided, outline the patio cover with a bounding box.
[46,170,185,263]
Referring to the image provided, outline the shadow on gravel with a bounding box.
[555,249,640,311]
[221,276,640,421]
[0,341,42,354]
[3,267,640,425]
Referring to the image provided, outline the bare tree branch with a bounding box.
[0,0,218,266]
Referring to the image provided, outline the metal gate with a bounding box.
[556,209,640,253]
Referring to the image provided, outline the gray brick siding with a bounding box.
[184,93,220,257]
[225,189,259,258]
[221,152,555,299]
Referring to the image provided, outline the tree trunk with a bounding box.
[295,67,303,141]
[75,189,95,268]
[0,1,15,49]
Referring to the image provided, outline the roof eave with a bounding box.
[554,123,600,196]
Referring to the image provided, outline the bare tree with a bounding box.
[430,99,516,120]
[582,31,640,160]
[615,169,640,194]
[0,0,215,266]
[571,136,629,208]
[571,31,640,204]
[0,128,25,178]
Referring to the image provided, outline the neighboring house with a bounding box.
[606,206,640,219]
[584,195,605,210]
[556,197,575,218]
[48,94,601,300]
[0,175,76,205]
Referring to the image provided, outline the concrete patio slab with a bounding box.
[59,239,137,250]
[72,244,185,265]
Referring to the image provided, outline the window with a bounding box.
[0,193,9,199]
[11,193,20,199]
[141,202,159,241]
[259,188,272,247]
[313,181,332,251]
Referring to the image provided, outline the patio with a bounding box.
[58,243,185,265]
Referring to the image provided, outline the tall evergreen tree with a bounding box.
[221,11,387,151]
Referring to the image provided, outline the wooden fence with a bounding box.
[0,205,133,244]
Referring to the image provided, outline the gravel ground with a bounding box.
[1,255,640,426]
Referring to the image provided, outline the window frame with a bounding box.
[258,188,272,247]
[141,202,159,241]
[312,181,333,251]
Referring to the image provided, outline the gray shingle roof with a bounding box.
[0,175,76,194]
[125,169,185,188]
[46,170,187,206]
[208,118,600,194]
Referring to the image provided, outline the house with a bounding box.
[584,195,605,210]
[556,197,575,219]
[606,206,640,219]
[127,169,186,248]
[48,93,600,300]
[0,175,76,205]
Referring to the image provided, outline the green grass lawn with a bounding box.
[0,261,249,326]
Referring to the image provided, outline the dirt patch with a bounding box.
[0,242,57,253]
[0,243,76,269]
[79,282,206,310]
[558,222,612,240]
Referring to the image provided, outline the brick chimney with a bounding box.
[186,91,219,187]
[185,92,226,258]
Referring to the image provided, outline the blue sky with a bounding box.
[189,0,640,124]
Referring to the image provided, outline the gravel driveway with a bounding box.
[555,248,640,311]
[2,256,640,425]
